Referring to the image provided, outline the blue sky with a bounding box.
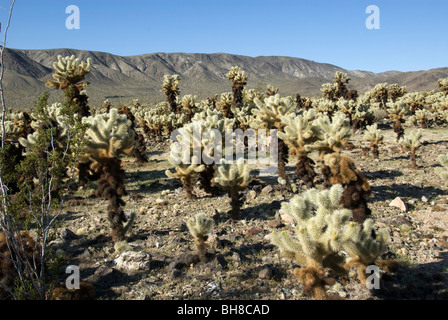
[1,0,447,73]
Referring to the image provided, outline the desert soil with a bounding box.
[51,121,448,300]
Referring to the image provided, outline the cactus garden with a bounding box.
[1,51,448,302]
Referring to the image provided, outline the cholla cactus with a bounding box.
[168,111,234,197]
[251,94,296,185]
[45,55,92,91]
[231,103,255,130]
[312,98,337,117]
[81,108,135,161]
[226,66,248,85]
[161,74,180,113]
[216,92,234,118]
[279,109,320,188]
[312,113,352,161]
[295,94,313,111]
[438,78,448,96]
[1,120,22,142]
[265,84,279,97]
[323,153,371,223]
[352,103,374,129]
[271,185,389,299]
[117,105,148,164]
[180,94,197,121]
[214,159,252,220]
[187,213,214,262]
[251,93,297,131]
[166,157,205,200]
[387,102,407,141]
[407,109,435,128]
[226,66,248,110]
[367,83,389,109]
[336,98,356,122]
[320,82,339,102]
[363,124,384,159]
[436,153,448,190]
[80,108,136,242]
[243,88,262,105]
[399,129,423,169]
[343,219,390,285]
[19,103,72,153]
[333,72,350,94]
[400,92,426,115]
[45,55,92,117]
[388,84,407,102]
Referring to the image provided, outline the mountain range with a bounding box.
[3,48,448,109]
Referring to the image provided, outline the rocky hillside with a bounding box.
[3,48,448,108]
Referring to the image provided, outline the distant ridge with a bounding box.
[3,48,447,109]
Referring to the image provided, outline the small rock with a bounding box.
[231,251,241,263]
[421,196,429,203]
[261,185,274,194]
[278,177,286,186]
[432,205,445,212]
[171,269,182,279]
[75,227,89,236]
[61,229,79,241]
[155,198,168,206]
[94,265,114,278]
[245,226,263,236]
[268,219,284,229]
[437,241,448,249]
[389,197,407,212]
[258,267,272,279]
[248,190,257,200]
[279,209,294,223]
[113,251,151,272]
[206,281,221,294]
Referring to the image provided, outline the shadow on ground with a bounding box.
[371,183,445,202]
[373,251,448,299]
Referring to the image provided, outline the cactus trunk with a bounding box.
[198,164,218,195]
[393,118,404,142]
[371,143,379,159]
[181,175,195,200]
[229,189,241,220]
[95,158,128,242]
[410,147,417,169]
[194,236,208,263]
[277,138,290,187]
[294,265,327,300]
[295,152,316,189]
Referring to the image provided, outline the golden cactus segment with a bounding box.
[45,55,92,90]
[226,66,248,85]
[81,108,135,161]
[271,184,389,298]
[251,94,296,130]
[312,113,352,159]
[214,159,252,191]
